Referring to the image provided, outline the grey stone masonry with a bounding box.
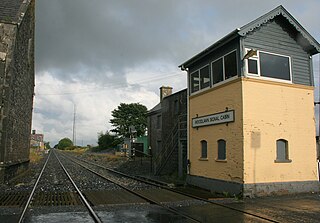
[0,0,35,182]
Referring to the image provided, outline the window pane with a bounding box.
[248,59,258,74]
[224,51,237,79]
[200,65,210,89]
[212,58,223,84]
[260,52,290,80]
[190,71,199,93]
[218,140,226,160]
[201,140,207,158]
[276,139,288,160]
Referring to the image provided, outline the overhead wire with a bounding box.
[35,71,184,96]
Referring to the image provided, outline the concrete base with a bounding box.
[243,181,320,197]
[186,174,243,195]
[187,174,320,197]
[0,160,29,183]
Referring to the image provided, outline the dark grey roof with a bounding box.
[0,0,29,24]
[180,5,320,69]
[148,88,187,115]
[148,103,161,115]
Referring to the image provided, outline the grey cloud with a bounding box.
[36,0,320,85]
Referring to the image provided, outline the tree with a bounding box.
[110,103,147,138]
[44,142,51,150]
[57,138,73,150]
[97,131,119,150]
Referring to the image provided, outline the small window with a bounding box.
[275,139,291,163]
[217,139,226,160]
[248,59,258,74]
[201,140,207,158]
[190,65,210,93]
[190,71,200,93]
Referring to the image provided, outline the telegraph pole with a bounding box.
[72,104,76,146]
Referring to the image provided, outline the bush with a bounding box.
[97,131,120,150]
[57,138,73,150]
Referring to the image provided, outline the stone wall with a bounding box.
[0,1,34,182]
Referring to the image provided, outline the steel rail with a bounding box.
[53,150,102,223]
[63,152,280,223]
[18,150,52,223]
[60,152,201,223]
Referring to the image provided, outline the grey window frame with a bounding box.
[190,64,210,94]
[211,49,238,86]
[245,49,292,83]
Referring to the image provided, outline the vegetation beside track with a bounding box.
[29,148,45,163]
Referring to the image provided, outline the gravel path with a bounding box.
[65,154,156,191]
[0,154,48,193]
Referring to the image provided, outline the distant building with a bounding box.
[0,0,35,182]
[148,86,187,177]
[180,5,320,196]
[30,130,45,150]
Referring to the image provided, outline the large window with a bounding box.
[201,140,207,158]
[190,65,210,93]
[217,139,226,160]
[246,49,291,81]
[212,50,238,85]
[224,51,238,79]
[212,58,223,84]
[275,139,291,162]
[200,65,210,89]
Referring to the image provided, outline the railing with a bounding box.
[153,114,187,175]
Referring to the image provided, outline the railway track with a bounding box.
[16,150,102,223]
[0,149,283,222]
[57,151,202,223]
[59,151,280,223]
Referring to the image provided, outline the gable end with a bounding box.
[239,5,320,55]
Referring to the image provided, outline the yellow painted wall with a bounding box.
[189,78,244,183]
[242,78,318,184]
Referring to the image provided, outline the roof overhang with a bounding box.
[179,29,239,70]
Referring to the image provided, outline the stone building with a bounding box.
[148,86,187,177]
[180,5,320,196]
[30,130,45,151]
[0,0,35,182]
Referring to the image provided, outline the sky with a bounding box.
[33,0,320,146]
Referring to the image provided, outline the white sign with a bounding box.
[192,110,234,128]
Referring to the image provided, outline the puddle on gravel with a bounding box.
[27,208,193,223]
[29,212,95,223]
[97,209,192,223]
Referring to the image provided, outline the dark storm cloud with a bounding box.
[36,0,319,84]
[36,0,198,83]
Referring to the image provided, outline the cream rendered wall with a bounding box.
[189,78,244,183]
[242,78,318,184]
